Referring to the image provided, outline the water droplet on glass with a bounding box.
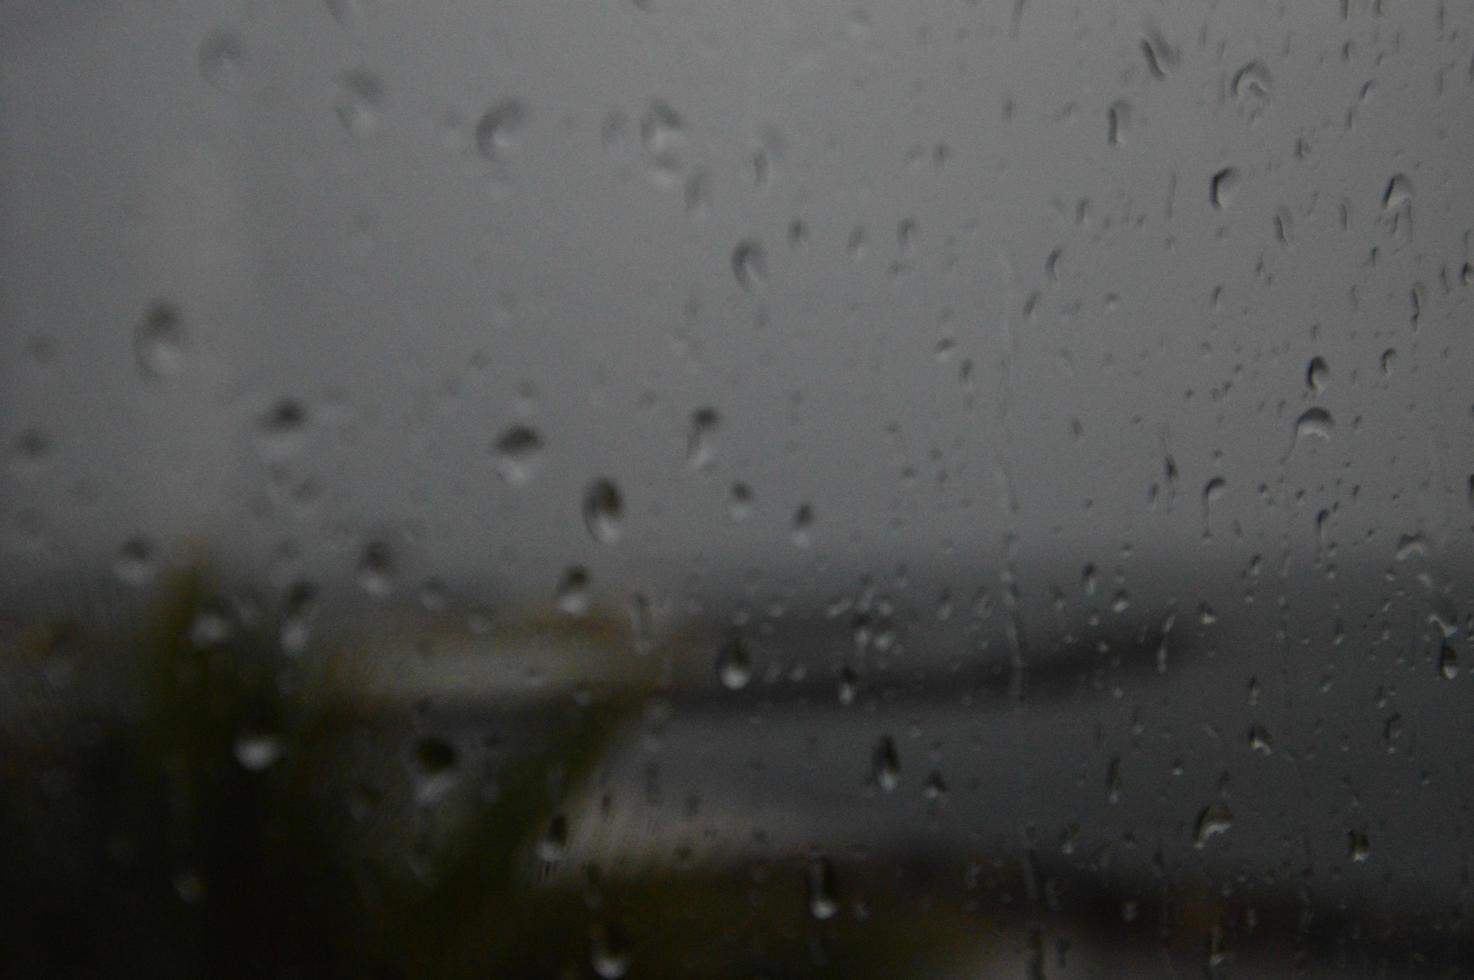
[872,735,900,792]
[728,482,753,521]
[732,240,766,292]
[1439,643,1459,679]
[114,536,157,587]
[536,813,568,863]
[583,478,624,544]
[639,100,686,185]
[1231,61,1273,120]
[716,633,752,690]
[1194,802,1233,847]
[590,921,630,979]
[254,398,309,460]
[1107,99,1131,146]
[234,732,283,772]
[1210,167,1240,210]
[806,857,839,920]
[556,565,591,617]
[357,540,396,597]
[1348,829,1372,863]
[1382,173,1413,211]
[791,503,814,547]
[1306,356,1329,393]
[1293,407,1335,444]
[492,425,543,486]
[198,30,247,91]
[336,69,386,137]
[687,407,720,469]
[135,301,188,379]
[476,99,528,160]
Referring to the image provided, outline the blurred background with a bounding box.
[2,0,1473,976]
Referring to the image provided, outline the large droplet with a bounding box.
[1306,356,1329,393]
[1293,407,1335,443]
[536,813,568,863]
[583,478,624,544]
[492,425,543,486]
[1439,643,1459,680]
[357,540,397,597]
[135,301,188,379]
[590,921,630,979]
[476,98,528,160]
[234,732,283,772]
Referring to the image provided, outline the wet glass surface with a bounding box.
[2,1,1473,976]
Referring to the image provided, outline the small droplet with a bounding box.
[255,398,309,460]
[639,100,686,185]
[336,69,386,137]
[1382,173,1413,211]
[234,732,283,772]
[872,735,900,792]
[589,922,630,979]
[114,536,158,587]
[1210,167,1240,210]
[135,301,188,379]
[806,857,838,920]
[1348,829,1372,863]
[1247,723,1273,754]
[583,478,624,544]
[687,407,720,469]
[716,633,752,690]
[536,813,568,863]
[728,482,753,521]
[1194,802,1233,847]
[492,425,543,486]
[556,566,591,617]
[1439,643,1459,680]
[475,99,528,160]
[1306,356,1329,393]
[791,503,814,547]
[357,540,396,597]
[923,770,949,801]
[1231,61,1273,119]
[1107,99,1131,146]
[198,30,247,91]
[732,240,766,292]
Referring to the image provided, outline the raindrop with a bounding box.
[357,540,396,597]
[583,478,624,544]
[1292,407,1335,444]
[556,566,591,617]
[476,99,528,160]
[728,482,754,521]
[872,735,900,792]
[1382,173,1413,211]
[492,425,543,486]
[135,301,188,379]
[1231,61,1273,119]
[114,536,157,587]
[716,633,752,690]
[536,813,568,863]
[1439,643,1459,680]
[732,240,766,292]
[806,857,839,920]
[234,733,283,772]
[924,770,949,801]
[254,398,309,460]
[1140,27,1178,79]
[1194,802,1233,847]
[1306,356,1329,393]
[1348,829,1372,863]
[198,30,247,91]
[336,69,386,137]
[639,100,686,184]
[1210,167,1240,210]
[1107,99,1131,146]
[687,407,720,469]
[589,922,630,979]
[791,503,814,547]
